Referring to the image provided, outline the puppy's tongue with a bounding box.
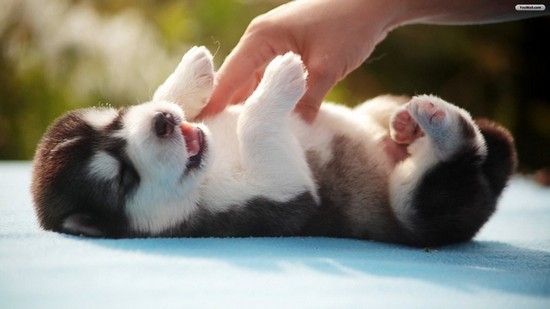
[180,122,201,157]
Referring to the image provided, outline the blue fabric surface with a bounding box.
[1,162,549,308]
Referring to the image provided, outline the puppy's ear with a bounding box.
[61,213,104,237]
[153,46,214,119]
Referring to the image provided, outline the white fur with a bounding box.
[153,46,214,120]
[116,100,212,233]
[82,108,118,130]
[121,51,322,233]
[87,151,120,181]
[115,46,487,235]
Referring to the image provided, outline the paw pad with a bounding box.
[390,108,423,144]
[413,101,447,125]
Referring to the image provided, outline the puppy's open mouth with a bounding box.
[180,122,206,170]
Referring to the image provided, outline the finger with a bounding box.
[197,43,273,120]
[197,76,252,120]
[197,64,255,120]
[295,67,337,123]
[196,87,231,120]
[227,70,262,105]
[220,39,278,105]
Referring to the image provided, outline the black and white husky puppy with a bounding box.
[31,46,517,247]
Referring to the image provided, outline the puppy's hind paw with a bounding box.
[406,95,480,159]
[408,95,453,136]
[390,107,424,145]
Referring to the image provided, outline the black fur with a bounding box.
[160,192,317,238]
[31,108,134,238]
[403,118,517,247]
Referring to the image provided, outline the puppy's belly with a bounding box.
[293,104,405,241]
[201,106,315,210]
[303,133,404,241]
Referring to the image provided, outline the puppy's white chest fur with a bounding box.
[200,102,390,209]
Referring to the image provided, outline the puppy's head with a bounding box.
[31,102,211,237]
[31,46,216,237]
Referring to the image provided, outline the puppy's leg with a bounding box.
[391,95,485,165]
[153,46,214,119]
[408,95,487,160]
[237,52,317,203]
[389,95,491,246]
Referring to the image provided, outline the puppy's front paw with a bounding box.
[153,46,214,119]
[390,107,423,145]
[253,52,307,110]
[182,46,215,91]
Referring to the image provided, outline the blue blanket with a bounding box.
[1,162,549,308]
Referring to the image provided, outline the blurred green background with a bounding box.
[1,0,549,172]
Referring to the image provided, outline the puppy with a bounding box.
[31,46,517,247]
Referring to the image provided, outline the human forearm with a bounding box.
[389,0,548,27]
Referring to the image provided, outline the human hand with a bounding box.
[197,0,397,123]
[197,0,536,122]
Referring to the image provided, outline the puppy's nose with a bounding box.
[154,112,176,137]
